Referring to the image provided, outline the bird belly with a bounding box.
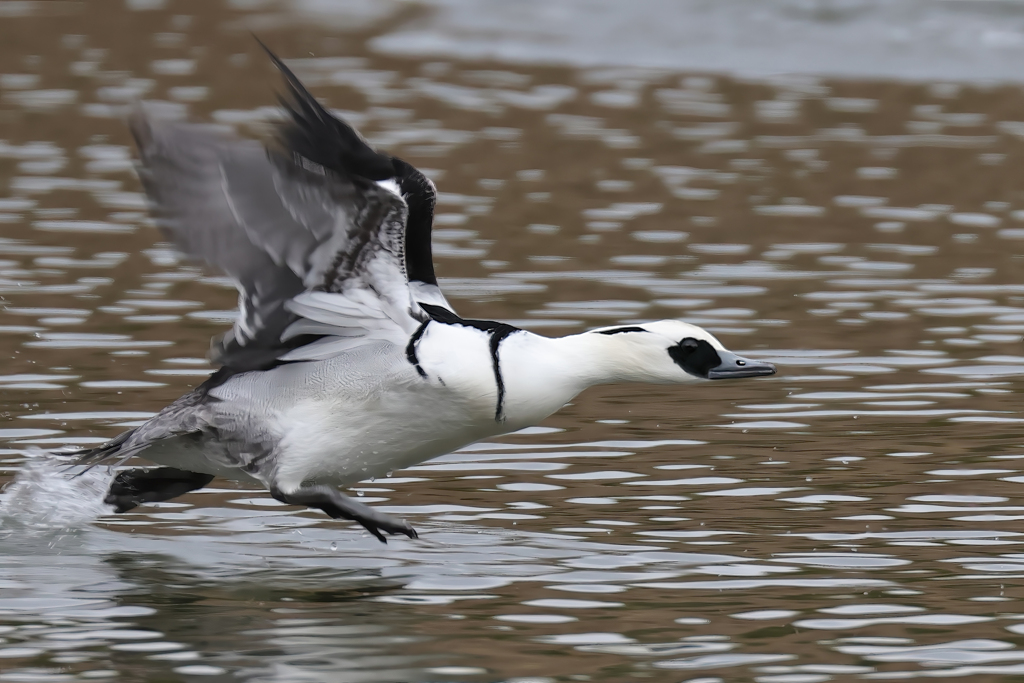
[269,383,498,492]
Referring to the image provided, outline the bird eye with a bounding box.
[668,337,722,379]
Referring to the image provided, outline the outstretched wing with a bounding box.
[264,45,450,311]
[129,48,452,371]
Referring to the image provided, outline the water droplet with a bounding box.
[330,541,337,551]
[357,490,364,497]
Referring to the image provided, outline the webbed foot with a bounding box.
[269,484,418,543]
[105,468,215,513]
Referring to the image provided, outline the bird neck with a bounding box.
[498,331,665,427]
[545,331,665,386]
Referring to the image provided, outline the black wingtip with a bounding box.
[254,36,316,112]
[252,32,271,57]
[254,36,395,181]
[252,34,289,77]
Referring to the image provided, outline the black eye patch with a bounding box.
[667,337,721,378]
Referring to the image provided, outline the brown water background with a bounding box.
[4,1,1024,681]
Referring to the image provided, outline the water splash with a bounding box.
[0,449,112,531]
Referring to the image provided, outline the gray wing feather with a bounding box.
[130,110,426,371]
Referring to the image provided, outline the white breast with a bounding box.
[265,326,503,490]
[415,322,499,412]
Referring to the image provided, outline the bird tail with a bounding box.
[56,428,142,473]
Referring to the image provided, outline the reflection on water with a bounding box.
[3,0,1024,681]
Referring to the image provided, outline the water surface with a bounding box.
[2,1,1024,681]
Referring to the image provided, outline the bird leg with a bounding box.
[269,484,418,543]
[106,467,215,513]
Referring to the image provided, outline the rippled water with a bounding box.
[4,1,1024,681]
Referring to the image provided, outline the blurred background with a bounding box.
[377,0,1024,81]
[4,0,1024,681]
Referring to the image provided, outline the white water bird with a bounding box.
[71,48,776,542]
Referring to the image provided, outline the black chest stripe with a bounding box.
[488,325,518,422]
[419,303,520,421]
[405,320,430,378]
